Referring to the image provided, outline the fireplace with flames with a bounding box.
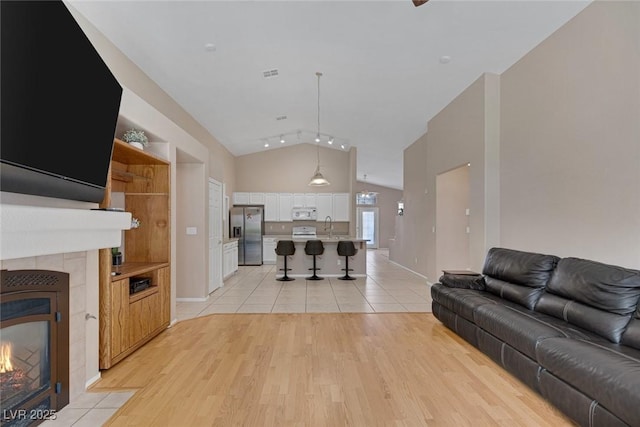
[0,270,69,426]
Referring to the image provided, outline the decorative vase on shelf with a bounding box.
[122,129,148,151]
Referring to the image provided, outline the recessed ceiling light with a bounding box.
[439,55,451,64]
[340,144,346,150]
[280,135,285,143]
[264,142,269,148]
[315,134,321,143]
[328,137,334,145]
[205,43,216,52]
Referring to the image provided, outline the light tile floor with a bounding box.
[177,249,432,320]
[42,250,429,426]
[40,390,135,427]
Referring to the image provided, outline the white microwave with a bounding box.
[292,207,317,221]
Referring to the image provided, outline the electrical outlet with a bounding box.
[337,259,341,265]
[281,225,285,230]
[269,225,273,230]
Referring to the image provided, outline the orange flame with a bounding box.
[0,343,14,373]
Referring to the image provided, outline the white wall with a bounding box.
[394,1,639,275]
[391,74,499,280]
[176,162,207,299]
[436,165,471,273]
[499,1,640,267]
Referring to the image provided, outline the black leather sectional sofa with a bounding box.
[431,247,640,427]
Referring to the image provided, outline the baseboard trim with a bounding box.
[176,297,209,302]
[388,260,431,284]
[85,372,101,389]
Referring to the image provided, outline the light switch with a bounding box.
[186,227,197,235]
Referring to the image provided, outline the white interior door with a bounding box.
[356,207,379,249]
[209,178,223,293]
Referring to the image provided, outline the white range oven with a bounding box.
[292,226,317,239]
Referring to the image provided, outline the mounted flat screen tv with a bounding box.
[1,0,123,203]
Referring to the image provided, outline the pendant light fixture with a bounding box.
[361,174,379,198]
[308,72,330,187]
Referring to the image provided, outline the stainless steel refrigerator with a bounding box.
[230,206,263,265]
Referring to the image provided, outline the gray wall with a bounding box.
[392,1,640,279]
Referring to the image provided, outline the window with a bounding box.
[356,192,377,205]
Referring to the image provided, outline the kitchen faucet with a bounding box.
[324,216,333,238]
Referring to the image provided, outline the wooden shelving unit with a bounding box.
[98,139,171,370]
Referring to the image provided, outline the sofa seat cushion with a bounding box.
[537,337,640,427]
[430,284,503,322]
[622,315,640,350]
[474,303,606,360]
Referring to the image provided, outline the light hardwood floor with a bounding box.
[92,313,576,426]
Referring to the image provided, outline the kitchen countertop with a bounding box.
[264,235,367,243]
[223,237,239,244]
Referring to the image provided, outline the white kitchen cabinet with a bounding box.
[332,193,350,221]
[316,193,333,222]
[264,193,279,221]
[304,193,317,208]
[262,237,277,264]
[232,245,238,273]
[293,193,318,207]
[278,193,293,221]
[223,240,239,278]
[293,193,305,207]
[233,192,250,205]
[249,192,265,205]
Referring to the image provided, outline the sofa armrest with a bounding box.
[438,274,486,290]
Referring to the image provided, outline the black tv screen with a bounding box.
[1,0,123,203]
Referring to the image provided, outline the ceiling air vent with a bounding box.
[262,69,279,78]
[276,115,287,121]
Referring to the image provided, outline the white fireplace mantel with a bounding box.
[0,204,132,260]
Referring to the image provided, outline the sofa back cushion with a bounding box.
[536,257,640,343]
[482,248,560,309]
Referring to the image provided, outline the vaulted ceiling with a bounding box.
[69,0,591,189]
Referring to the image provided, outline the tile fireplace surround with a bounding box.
[0,203,132,410]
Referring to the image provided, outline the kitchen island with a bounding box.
[272,236,368,278]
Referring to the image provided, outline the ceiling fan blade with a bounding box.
[412,0,429,6]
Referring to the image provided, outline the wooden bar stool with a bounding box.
[337,240,357,280]
[275,240,295,281]
[304,240,324,280]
